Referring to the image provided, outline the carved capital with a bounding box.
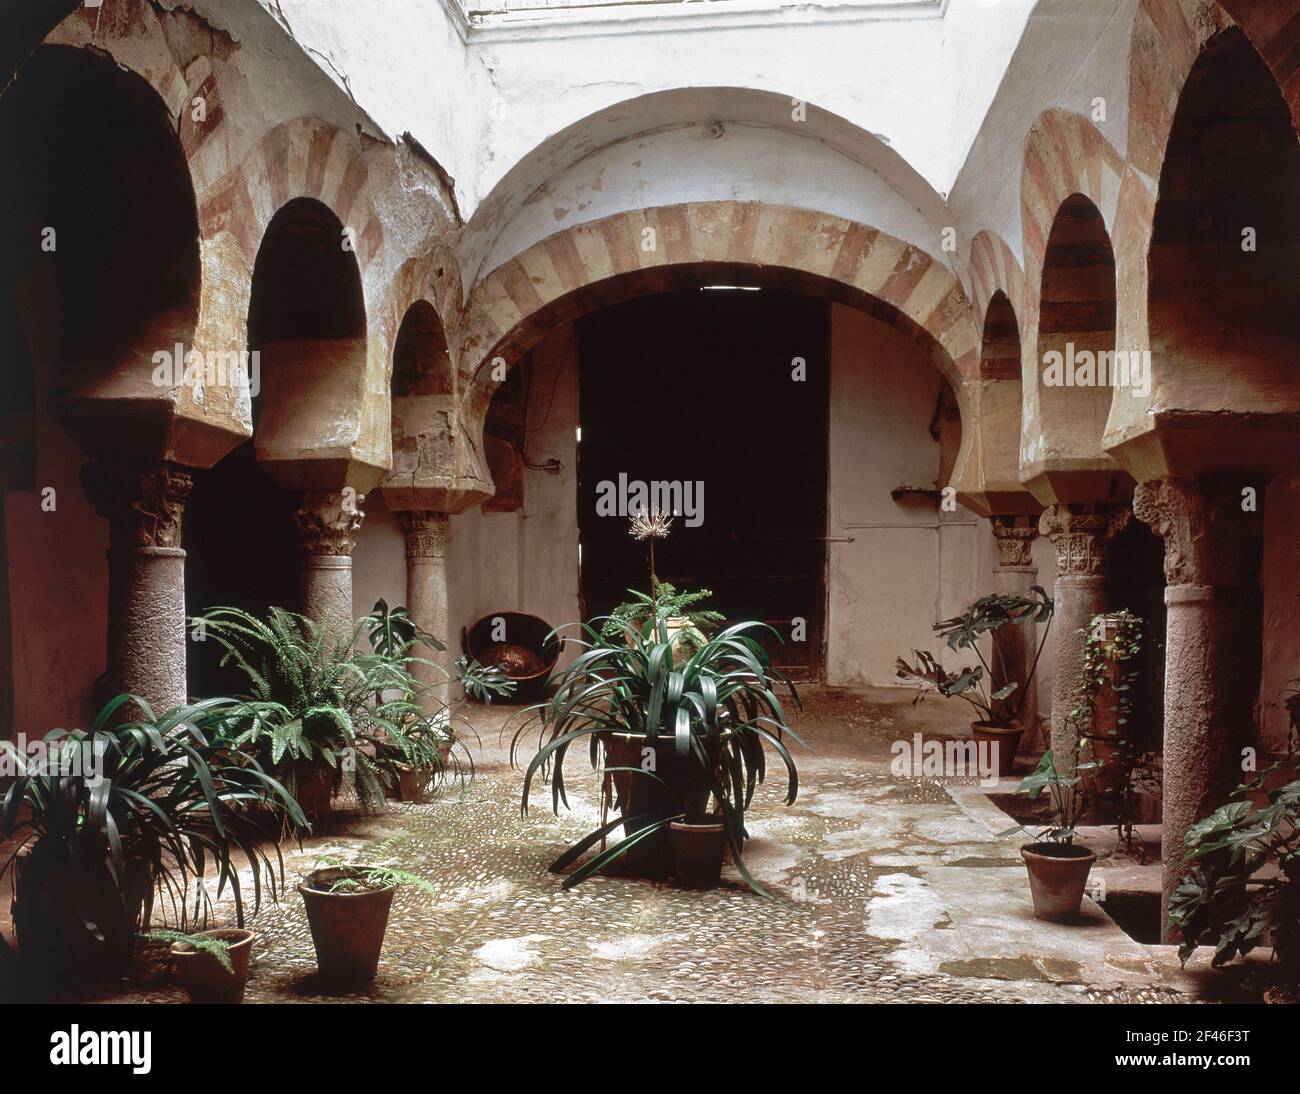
[1133,475,1263,588]
[398,510,448,559]
[81,460,193,549]
[293,490,365,556]
[1038,503,1130,577]
[990,514,1038,568]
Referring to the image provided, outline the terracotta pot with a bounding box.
[13,846,150,982]
[1020,842,1097,922]
[298,866,396,985]
[603,732,711,879]
[170,928,253,1004]
[669,821,728,889]
[289,761,334,821]
[971,721,1022,779]
[395,763,433,802]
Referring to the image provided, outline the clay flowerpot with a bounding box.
[1020,842,1097,922]
[395,762,433,802]
[13,847,150,983]
[289,761,334,821]
[971,721,1021,779]
[298,866,397,985]
[170,928,254,1004]
[669,821,728,889]
[603,732,711,879]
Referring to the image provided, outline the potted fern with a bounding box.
[146,928,254,1004]
[895,587,1054,778]
[600,579,725,657]
[298,843,436,985]
[197,606,443,818]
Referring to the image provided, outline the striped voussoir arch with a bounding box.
[457,201,980,425]
[1019,109,1125,290]
[196,116,385,277]
[967,230,1028,332]
[1218,0,1300,125]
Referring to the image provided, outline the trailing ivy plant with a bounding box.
[1071,610,1157,855]
[1168,768,1300,980]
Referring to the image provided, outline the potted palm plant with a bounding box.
[1000,748,1098,921]
[895,587,1053,778]
[0,694,305,987]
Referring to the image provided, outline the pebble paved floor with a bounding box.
[35,686,1260,1004]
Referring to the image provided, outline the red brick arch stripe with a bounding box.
[197,117,385,275]
[458,202,979,423]
[967,229,1028,332]
[1019,109,1125,291]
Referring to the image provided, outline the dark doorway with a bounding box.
[183,442,299,701]
[576,289,830,678]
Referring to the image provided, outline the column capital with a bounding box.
[1133,474,1263,588]
[80,460,193,549]
[398,510,448,559]
[292,489,365,557]
[1038,502,1130,577]
[990,514,1038,568]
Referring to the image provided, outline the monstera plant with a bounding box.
[896,587,1054,777]
[512,615,803,892]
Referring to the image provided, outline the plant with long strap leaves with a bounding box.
[511,615,804,894]
[0,694,308,972]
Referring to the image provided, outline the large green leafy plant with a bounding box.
[512,615,803,893]
[1168,767,1300,978]
[196,606,440,811]
[0,695,306,982]
[895,587,1054,727]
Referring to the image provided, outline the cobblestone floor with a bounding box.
[34,686,1247,1004]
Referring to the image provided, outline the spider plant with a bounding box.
[895,586,1054,727]
[511,616,804,894]
[0,694,306,982]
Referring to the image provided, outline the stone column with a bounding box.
[398,510,451,707]
[991,515,1041,738]
[1039,504,1129,773]
[81,460,193,715]
[292,490,364,648]
[1134,475,1264,939]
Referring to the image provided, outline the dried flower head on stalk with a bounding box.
[628,509,672,622]
[629,509,672,541]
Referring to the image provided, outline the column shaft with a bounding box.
[1039,504,1129,773]
[399,511,451,708]
[1134,476,1263,939]
[990,515,1040,737]
[292,490,364,648]
[82,461,193,716]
